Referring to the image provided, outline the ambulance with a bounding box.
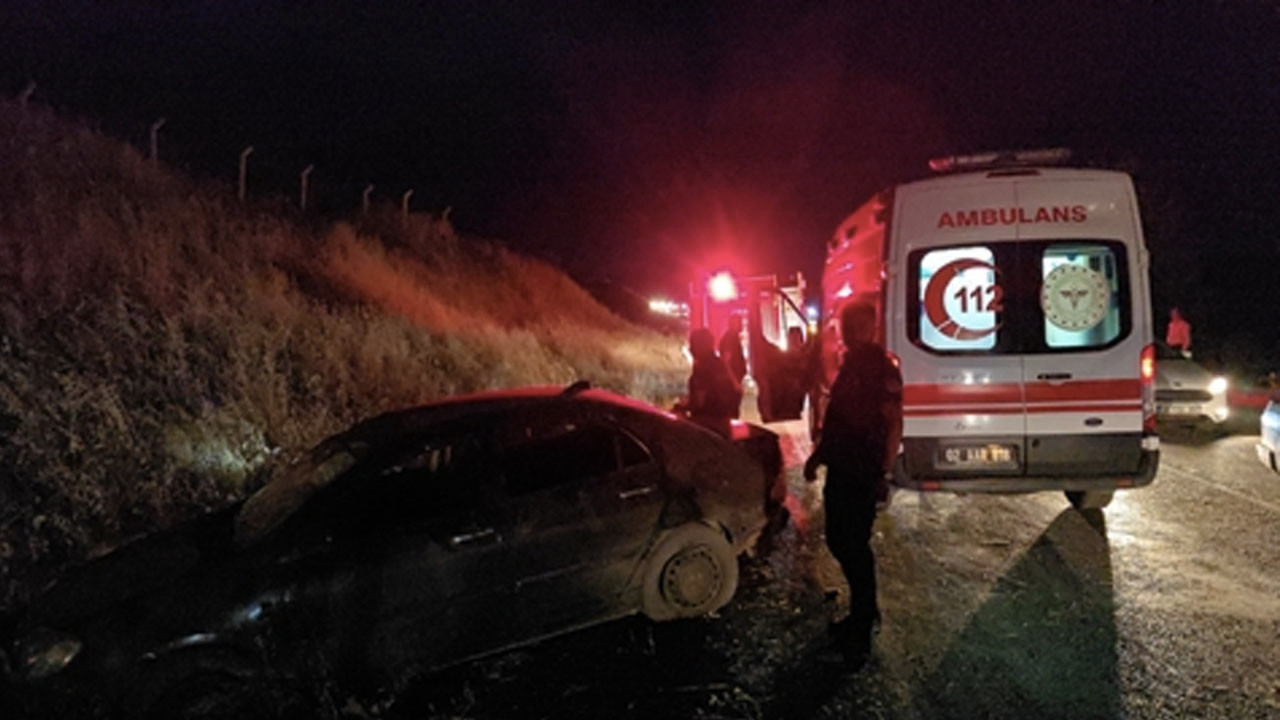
[815,149,1159,509]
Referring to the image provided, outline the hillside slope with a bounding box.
[0,100,686,608]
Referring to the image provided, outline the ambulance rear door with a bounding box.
[1014,175,1147,476]
[892,179,1027,480]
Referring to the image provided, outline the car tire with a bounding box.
[640,522,739,622]
[1065,490,1114,510]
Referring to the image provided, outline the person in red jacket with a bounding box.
[1166,307,1192,358]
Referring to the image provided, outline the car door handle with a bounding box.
[618,486,656,500]
[1036,372,1073,382]
[448,528,496,548]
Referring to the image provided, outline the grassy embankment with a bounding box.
[0,100,686,609]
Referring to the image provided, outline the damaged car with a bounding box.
[2,383,785,718]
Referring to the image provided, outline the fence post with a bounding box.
[401,189,414,228]
[18,81,35,115]
[149,118,166,162]
[300,164,314,211]
[362,184,374,215]
[238,146,254,204]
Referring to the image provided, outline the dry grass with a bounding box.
[0,99,686,609]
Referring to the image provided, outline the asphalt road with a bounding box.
[389,417,1280,720]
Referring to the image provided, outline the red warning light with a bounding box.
[708,271,738,302]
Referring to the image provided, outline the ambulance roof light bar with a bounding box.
[928,148,1072,174]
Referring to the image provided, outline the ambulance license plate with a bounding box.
[937,444,1018,469]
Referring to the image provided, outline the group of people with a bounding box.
[681,322,745,439]
[679,302,903,670]
[683,314,815,436]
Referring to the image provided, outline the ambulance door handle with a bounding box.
[1036,372,1072,382]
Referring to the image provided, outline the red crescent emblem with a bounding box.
[923,258,1001,340]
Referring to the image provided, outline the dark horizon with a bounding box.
[3,0,1278,361]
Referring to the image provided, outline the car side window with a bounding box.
[324,431,498,542]
[502,421,641,496]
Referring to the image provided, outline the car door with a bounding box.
[496,406,666,635]
[282,422,521,684]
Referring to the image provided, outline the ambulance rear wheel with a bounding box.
[1066,490,1113,510]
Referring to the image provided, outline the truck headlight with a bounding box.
[15,628,81,681]
[1208,377,1228,395]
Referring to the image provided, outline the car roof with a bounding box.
[233,384,673,546]
[337,385,673,443]
[367,384,669,422]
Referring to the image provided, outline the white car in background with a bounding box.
[1154,343,1229,427]
[1258,394,1279,473]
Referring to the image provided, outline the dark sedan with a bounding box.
[3,383,784,718]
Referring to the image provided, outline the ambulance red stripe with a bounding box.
[1024,379,1142,401]
[904,403,1141,417]
[903,378,1140,406]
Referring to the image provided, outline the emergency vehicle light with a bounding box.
[708,272,739,302]
[929,148,1072,174]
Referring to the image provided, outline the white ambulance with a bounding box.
[815,149,1159,509]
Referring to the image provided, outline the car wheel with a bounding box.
[641,522,739,621]
[1065,490,1114,510]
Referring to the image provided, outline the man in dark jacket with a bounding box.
[803,301,903,668]
[719,315,748,394]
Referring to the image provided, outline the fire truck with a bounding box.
[687,271,811,422]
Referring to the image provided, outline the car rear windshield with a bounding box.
[907,239,1131,355]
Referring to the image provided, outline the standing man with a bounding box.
[803,302,903,668]
[719,315,748,399]
[1166,307,1192,358]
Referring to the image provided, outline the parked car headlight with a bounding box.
[1208,376,1228,395]
[14,628,81,682]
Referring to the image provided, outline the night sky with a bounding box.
[3,1,1279,350]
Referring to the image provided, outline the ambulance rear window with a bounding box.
[1039,243,1125,349]
[914,245,1002,352]
[908,240,1131,355]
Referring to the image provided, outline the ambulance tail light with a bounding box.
[1140,343,1157,434]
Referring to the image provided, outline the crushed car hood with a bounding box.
[26,504,241,627]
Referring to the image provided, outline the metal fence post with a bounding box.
[18,81,35,115]
[401,189,414,227]
[149,118,166,162]
[238,146,254,204]
[300,164,314,211]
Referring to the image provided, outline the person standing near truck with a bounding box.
[803,301,903,668]
[719,316,748,393]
